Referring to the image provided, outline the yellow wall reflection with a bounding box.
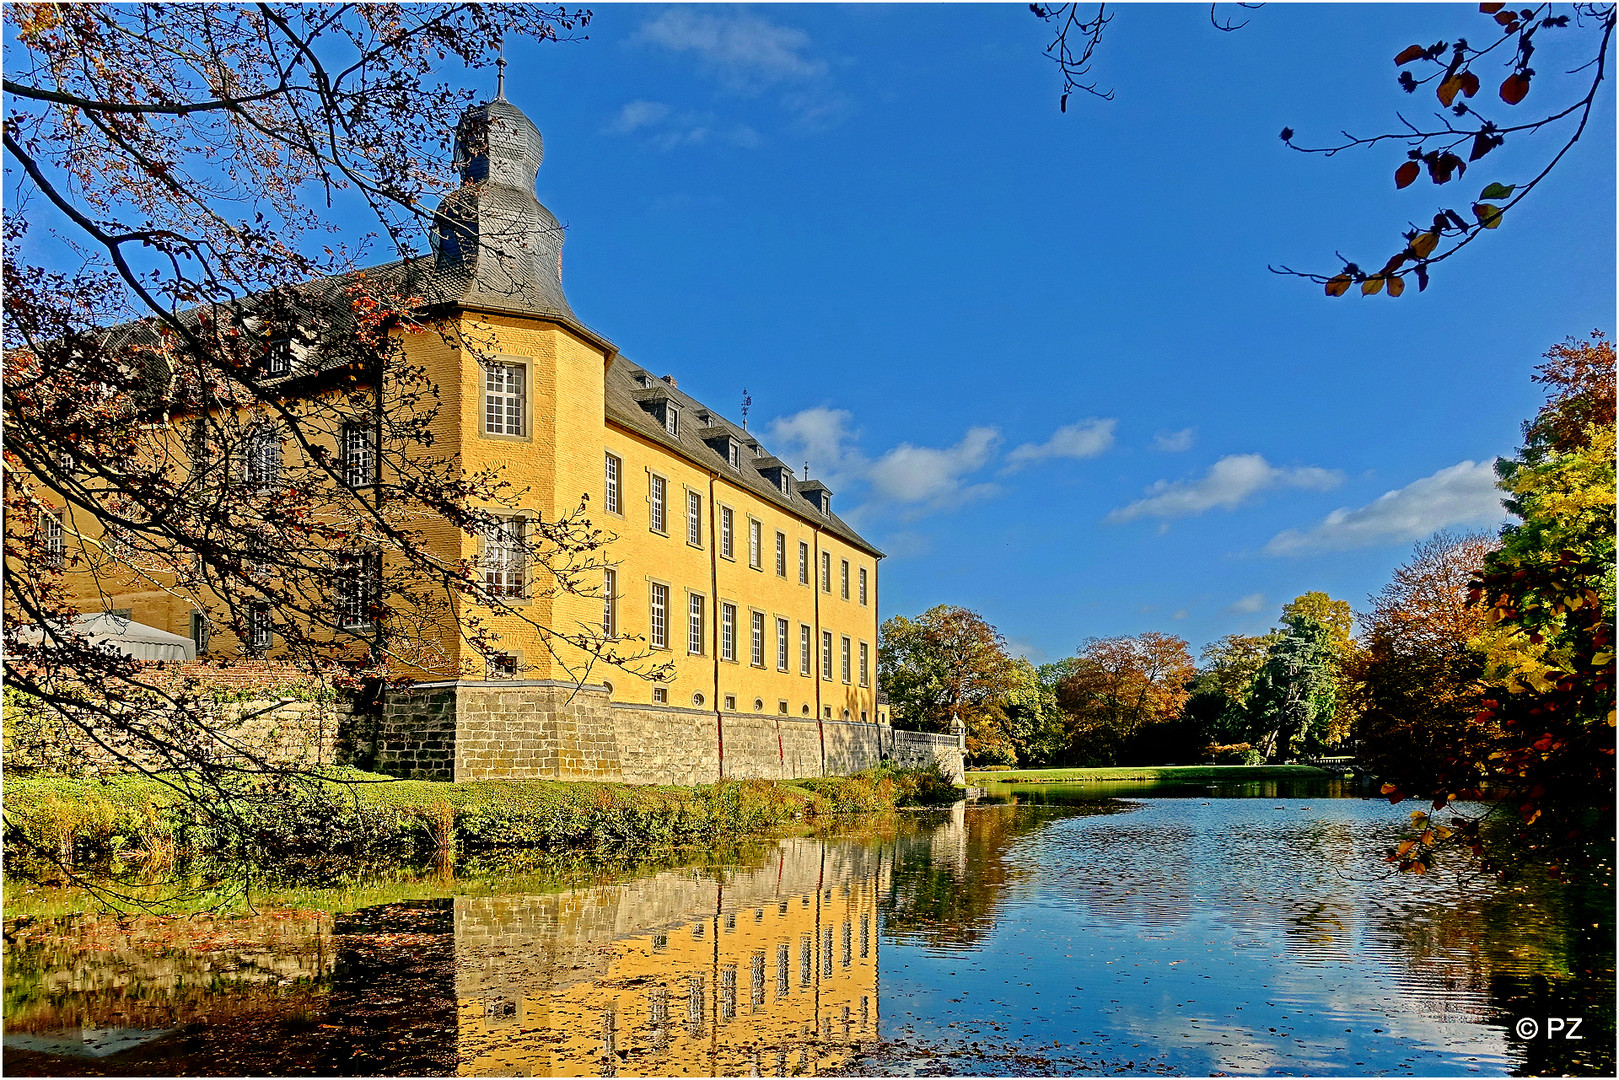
[455,838,887,1076]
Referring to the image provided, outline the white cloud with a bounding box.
[766,409,1001,519]
[638,10,826,90]
[1003,418,1116,472]
[1228,592,1267,614]
[765,406,865,489]
[1265,460,1505,555]
[867,426,1003,509]
[605,100,760,150]
[1153,427,1196,453]
[1171,609,1189,620]
[1108,454,1343,522]
[608,100,671,134]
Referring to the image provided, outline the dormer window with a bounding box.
[800,480,832,516]
[728,441,741,470]
[664,404,679,437]
[264,336,293,377]
[778,473,791,496]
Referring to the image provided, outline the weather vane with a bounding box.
[495,43,507,100]
[741,388,752,430]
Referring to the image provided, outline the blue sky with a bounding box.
[500,4,1614,662]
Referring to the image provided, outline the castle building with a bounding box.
[34,88,968,785]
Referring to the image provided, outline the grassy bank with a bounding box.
[969,764,1332,784]
[2,766,959,883]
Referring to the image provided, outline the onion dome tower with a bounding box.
[430,65,576,322]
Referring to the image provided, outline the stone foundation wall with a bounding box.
[376,685,459,781]
[822,720,884,777]
[609,703,718,786]
[5,691,346,776]
[377,682,965,786]
[890,729,967,785]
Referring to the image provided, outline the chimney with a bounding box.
[661,374,677,388]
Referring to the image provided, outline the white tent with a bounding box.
[14,614,197,663]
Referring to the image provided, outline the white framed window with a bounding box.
[665,404,679,437]
[649,474,667,534]
[190,611,210,653]
[653,686,668,704]
[337,551,378,629]
[603,567,617,638]
[247,603,273,655]
[859,641,870,687]
[776,617,790,671]
[748,519,762,569]
[264,336,293,377]
[858,567,868,606]
[799,542,809,585]
[720,506,734,559]
[39,511,64,569]
[483,360,525,437]
[728,441,741,470]
[775,532,787,576]
[342,423,375,487]
[751,610,765,667]
[841,636,852,684]
[822,630,833,681]
[687,490,703,547]
[480,516,526,599]
[821,551,831,592]
[486,652,518,679]
[799,624,811,676]
[605,453,622,514]
[688,593,706,655]
[245,424,280,488]
[650,582,669,649]
[841,560,850,600]
[721,603,737,662]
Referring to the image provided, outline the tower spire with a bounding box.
[495,45,507,101]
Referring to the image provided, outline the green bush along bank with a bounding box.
[3,765,960,883]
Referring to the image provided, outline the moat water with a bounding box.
[4,780,1613,1076]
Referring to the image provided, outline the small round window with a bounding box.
[692,692,705,707]
[753,698,764,712]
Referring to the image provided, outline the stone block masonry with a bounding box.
[377,681,965,785]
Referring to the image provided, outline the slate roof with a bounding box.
[603,362,881,558]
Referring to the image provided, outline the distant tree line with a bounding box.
[881,332,1614,871]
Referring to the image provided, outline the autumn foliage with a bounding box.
[1373,333,1616,873]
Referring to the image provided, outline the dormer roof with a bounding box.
[602,361,878,557]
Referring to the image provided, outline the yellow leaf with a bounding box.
[1397,840,1416,856]
[1410,810,1428,822]
[1387,275,1405,297]
[1361,276,1384,295]
[1409,231,1440,258]
[1435,825,1452,840]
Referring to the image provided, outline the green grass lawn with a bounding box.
[967,764,1332,784]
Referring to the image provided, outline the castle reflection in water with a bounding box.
[4,807,982,1077]
[453,837,886,1076]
